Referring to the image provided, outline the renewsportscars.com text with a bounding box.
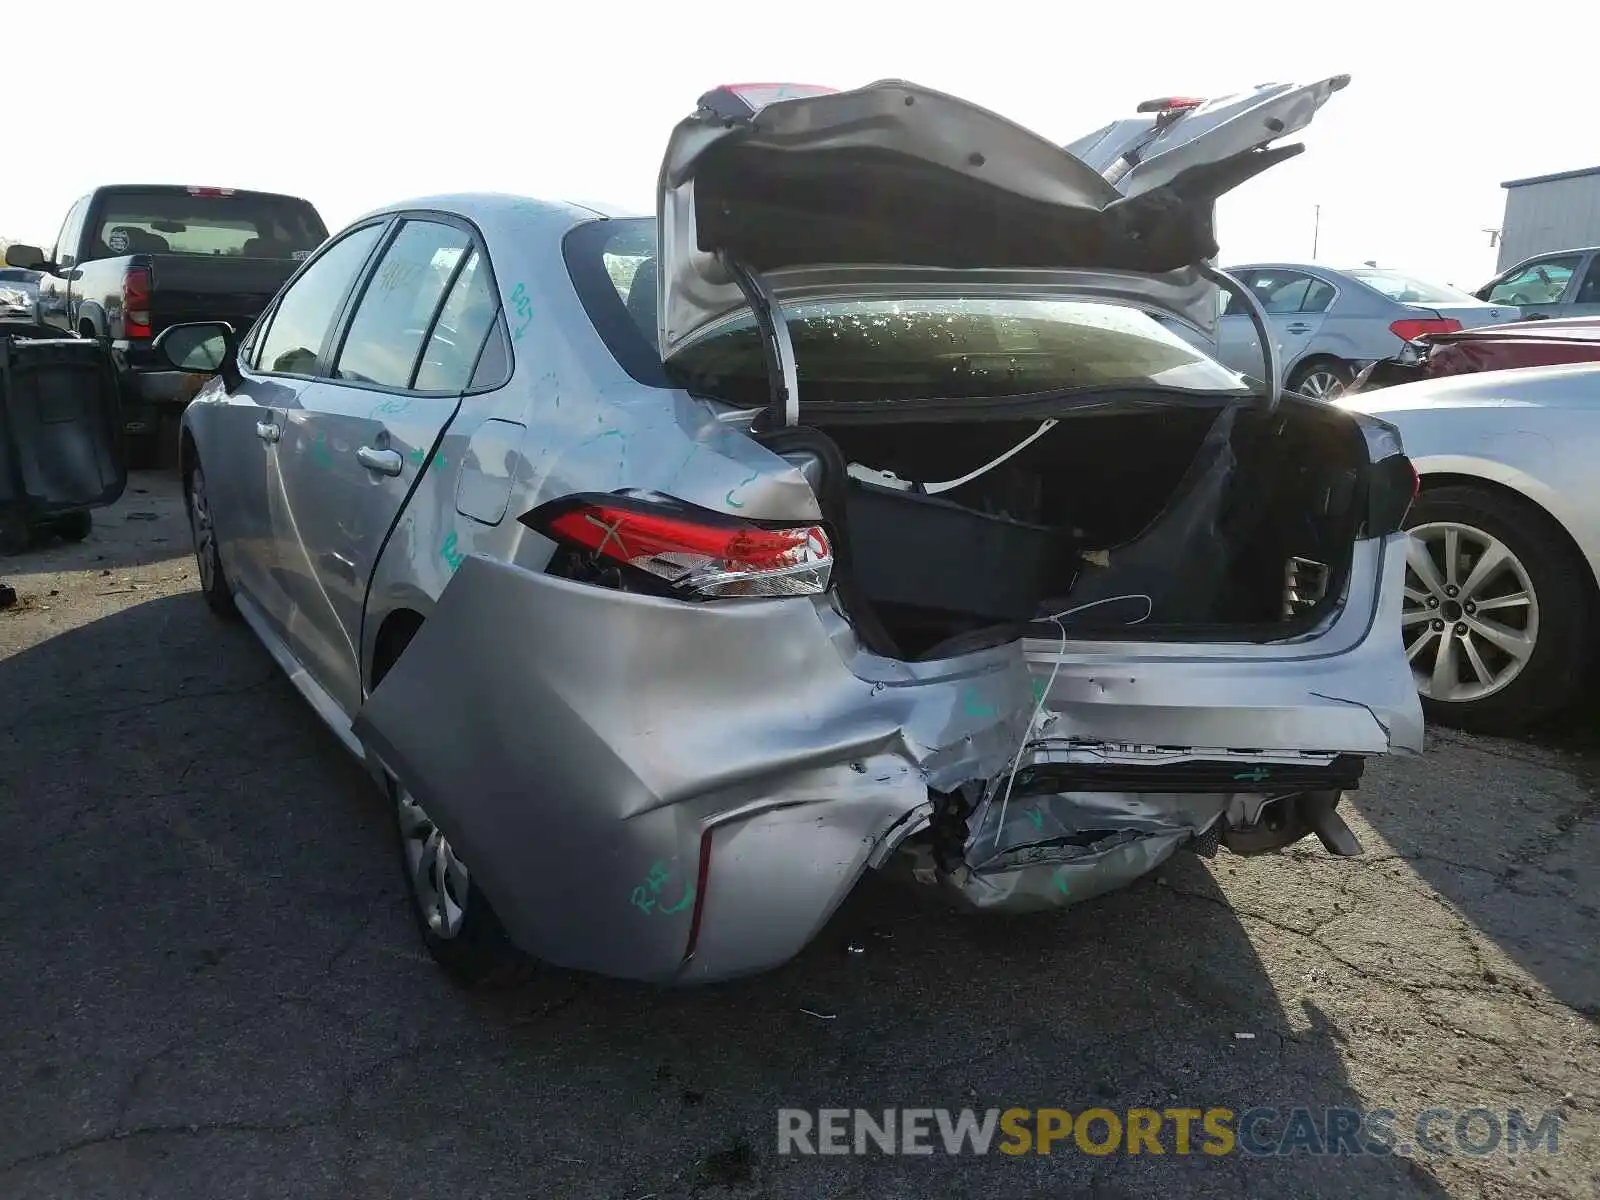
[776,1106,1563,1158]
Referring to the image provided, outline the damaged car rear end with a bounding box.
[354,77,1421,984]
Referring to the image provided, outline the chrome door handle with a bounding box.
[356,445,404,476]
[255,420,281,442]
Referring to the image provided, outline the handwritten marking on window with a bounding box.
[1026,808,1044,832]
[630,859,695,916]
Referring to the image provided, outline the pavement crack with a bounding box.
[1,1119,325,1175]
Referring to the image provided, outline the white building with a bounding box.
[1497,165,1600,271]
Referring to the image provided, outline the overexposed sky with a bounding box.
[7,1,1598,288]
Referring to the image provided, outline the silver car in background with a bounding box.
[162,76,1421,987]
[0,267,40,322]
[1202,263,1521,398]
[1474,245,1600,321]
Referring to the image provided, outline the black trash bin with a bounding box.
[0,326,126,555]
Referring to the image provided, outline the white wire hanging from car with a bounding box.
[990,592,1155,843]
[845,419,1059,495]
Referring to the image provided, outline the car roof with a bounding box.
[349,192,628,234]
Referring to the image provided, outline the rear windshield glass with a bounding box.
[86,190,328,262]
[564,217,1248,402]
[1346,269,1476,305]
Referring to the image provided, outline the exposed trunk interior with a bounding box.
[765,395,1371,661]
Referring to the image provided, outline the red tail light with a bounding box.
[1389,317,1462,343]
[122,266,152,339]
[525,493,832,599]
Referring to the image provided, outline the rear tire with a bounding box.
[373,627,522,988]
[1287,359,1353,400]
[1403,484,1591,733]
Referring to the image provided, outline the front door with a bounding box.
[1481,253,1583,320]
[219,221,390,645]
[275,217,499,715]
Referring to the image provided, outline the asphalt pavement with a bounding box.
[1,472,1595,1199]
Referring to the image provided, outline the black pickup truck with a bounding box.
[4,185,327,465]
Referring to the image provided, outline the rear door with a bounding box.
[217,220,390,646]
[1213,269,1331,382]
[275,215,501,715]
[1480,253,1584,319]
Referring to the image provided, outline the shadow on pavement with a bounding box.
[0,470,188,577]
[0,591,1452,1199]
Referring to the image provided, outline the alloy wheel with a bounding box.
[189,468,217,591]
[1296,369,1345,400]
[396,787,470,939]
[1403,522,1539,702]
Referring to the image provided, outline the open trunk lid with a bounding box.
[655,76,1350,394]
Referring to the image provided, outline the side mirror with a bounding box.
[4,244,47,270]
[152,321,241,392]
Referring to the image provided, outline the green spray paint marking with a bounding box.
[440,531,465,572]
[630,859,695,916]
[724,468,759,509]
[509,282,533,343]
[1026,808,1044,832]
[1031,679,1049,703]
[311,430,333,469]
[1233,767,1271,783]
[962,688,998,719]
[1053,867,1072,895]
[408,446,445,468]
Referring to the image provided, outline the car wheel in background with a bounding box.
[1287,359,1353,400]
[185,459,236,617]
[1402,484,1592,733]
[51,510,92,543]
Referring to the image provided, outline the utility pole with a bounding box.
[1312,205,1321,260]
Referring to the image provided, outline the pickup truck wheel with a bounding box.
[186,460,236,617]
[1403,485,1591,733]
[51,511,92,543]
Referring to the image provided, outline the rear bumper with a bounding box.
[353,534,1418,984]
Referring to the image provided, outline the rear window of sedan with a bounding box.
[564,218,1248,403]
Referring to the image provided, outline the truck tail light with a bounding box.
[123,267,152,339]
[1135,95,1206,113]
[1389,317,1462,343]
[523,492,832,599]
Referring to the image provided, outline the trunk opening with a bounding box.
[764,393,1370,661]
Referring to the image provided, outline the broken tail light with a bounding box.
[1367,454,1419,535]
[1389,317,1462,343]
[122,266,152,339]
[523,493,832,599]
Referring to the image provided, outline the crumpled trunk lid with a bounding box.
[655,77,1349,365]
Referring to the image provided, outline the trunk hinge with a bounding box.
[723,254,800,428]
[1199,262,1280,413]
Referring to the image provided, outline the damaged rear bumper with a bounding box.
[353,534,1417,984]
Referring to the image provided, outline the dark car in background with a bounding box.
[5,185,328,464]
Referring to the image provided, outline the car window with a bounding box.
[85,190,327,262]
[333,220,472,389]
[1576,257,1600,305]
[1487,256,1581,305]
[1301,278,1337,314]
[1245,271,1315,315]
[414,247,502,391]
[1346,269,1475,305]
[255,223,385,376]
[53,197,88,268]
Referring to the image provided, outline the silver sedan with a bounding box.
[1205,263,1521,399]
[162,77,1420,985]
[1341,362,1600,732]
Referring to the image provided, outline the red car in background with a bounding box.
[1349,316,1600,391]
